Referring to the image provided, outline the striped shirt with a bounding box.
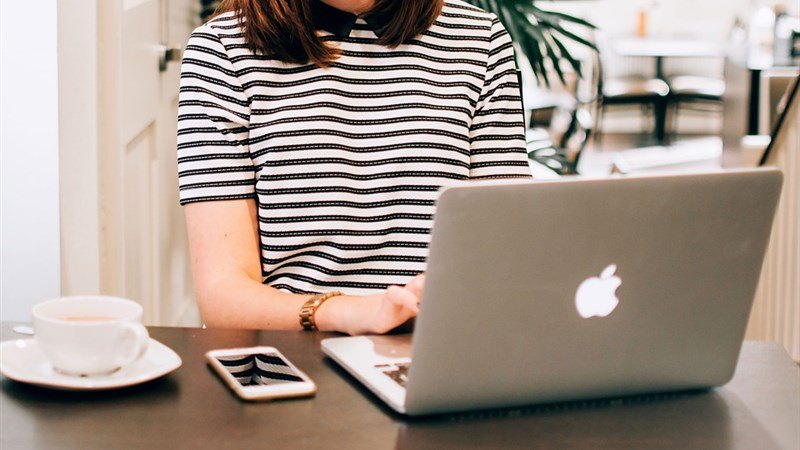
[177,0,531,295]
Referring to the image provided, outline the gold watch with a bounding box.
[299,291,342,331]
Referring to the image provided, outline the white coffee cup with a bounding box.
[32,296,149,376]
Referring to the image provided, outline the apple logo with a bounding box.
[575,264,621,318]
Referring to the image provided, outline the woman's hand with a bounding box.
[363,274,425,335]
[316,274,426,336]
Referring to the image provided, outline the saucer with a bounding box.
[0,338,182,390]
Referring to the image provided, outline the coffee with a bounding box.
[62,316,118,323]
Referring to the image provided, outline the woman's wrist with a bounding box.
[314,294,354,334]
[315,294,381,335]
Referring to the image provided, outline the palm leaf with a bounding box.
[464,0,597,86]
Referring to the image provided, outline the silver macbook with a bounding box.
[321,169,783,416]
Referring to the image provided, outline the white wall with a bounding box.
[0,0,61,321]
[552,0,798,39]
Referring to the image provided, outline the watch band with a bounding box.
[299,291,342,331]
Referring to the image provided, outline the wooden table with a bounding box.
[1,324,798,449]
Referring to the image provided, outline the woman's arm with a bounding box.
[468,15,531,179]
[178,25,422,334]
[185,199,423,334]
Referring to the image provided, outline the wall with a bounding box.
[553,0,799,40]
[0,0,61,320]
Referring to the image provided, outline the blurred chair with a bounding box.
[594,31,670,144]
[667,75,726,134]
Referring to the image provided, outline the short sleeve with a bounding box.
[177,24,255,205]
[468,16,531,180]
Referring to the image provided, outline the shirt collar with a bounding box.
[311,0,388,38]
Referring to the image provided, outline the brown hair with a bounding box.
[216,0,444,66]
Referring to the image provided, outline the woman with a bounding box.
[178,0,530,334]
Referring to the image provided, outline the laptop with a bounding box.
[321,169,783,416]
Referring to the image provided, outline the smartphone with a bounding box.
[206,346,316,401]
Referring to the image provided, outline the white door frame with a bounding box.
[58,0,198,326]
[58,0,103,297]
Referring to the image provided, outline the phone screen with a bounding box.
[215,352,305,386]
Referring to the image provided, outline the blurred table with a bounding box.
[609,37,723,143]
[1,324,799,449]
[612,37,724,79]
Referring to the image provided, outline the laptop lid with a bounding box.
[404,169,782,415]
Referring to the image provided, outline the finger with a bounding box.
[404,274,426,301]
[387,286,420,314]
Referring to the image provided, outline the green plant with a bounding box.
[465,0,597,86]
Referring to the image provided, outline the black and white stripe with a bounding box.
[217,354,304,386]
[178,0,531,295]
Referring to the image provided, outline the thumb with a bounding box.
[404,274,426,301]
